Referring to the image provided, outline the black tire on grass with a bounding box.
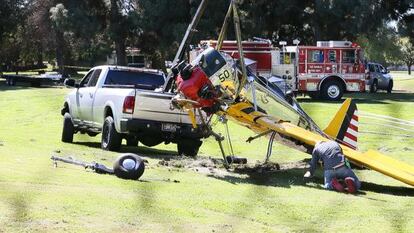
[113,153,145,180]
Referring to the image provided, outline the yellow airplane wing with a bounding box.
[225,100,414,187]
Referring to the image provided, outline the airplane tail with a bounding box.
[324,98,359,150]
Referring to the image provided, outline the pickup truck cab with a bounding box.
[61,65,208,156]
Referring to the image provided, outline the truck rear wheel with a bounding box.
[387,80,393,93]
[102,116,122,151]
[321,80,344,101]
[62,113,74,143]
[177,139,202,157]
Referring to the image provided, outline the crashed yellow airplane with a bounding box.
[167,0,414,187]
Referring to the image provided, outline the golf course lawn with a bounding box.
[0,72,413,232]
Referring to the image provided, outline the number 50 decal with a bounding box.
[218,70,231,82]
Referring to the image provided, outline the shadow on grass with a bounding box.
[359,181,414,196]
[208,167,414,196]
[72,141,179,159]
[0,80,61,91]
[208,167,325,189]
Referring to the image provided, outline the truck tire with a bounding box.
[126,136,139,147]
[177,139,202,157]
[387,80,393,93]
[321,80,344,101]
[62,113,74,143]
[87,132,99,137]
[370,80,378,93]
[140,136,163,147]
[101,116,122,151]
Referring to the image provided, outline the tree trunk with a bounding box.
[151,50,167,73]
[36,42,43,67]
[115,38,127,66]
[109,0,127,66]
[56,30,65,74]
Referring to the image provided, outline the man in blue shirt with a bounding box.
[304,140,361,193]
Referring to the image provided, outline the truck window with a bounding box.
[307,50,324,63]
[368,64,375,72]
[374,65,380,73]
[88,69,102,87]
[104,70,165,89]
[281,52,295,64]
[379,65,386,73]
[328,50,336,63]
[79,70,94,87]
[342,50,355,63]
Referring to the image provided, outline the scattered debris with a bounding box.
[157,156,309,177]
[378,146,392,153]
[51,153,145,180]
[403,147,412,151]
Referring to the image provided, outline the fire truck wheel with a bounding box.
[321,80,344,101]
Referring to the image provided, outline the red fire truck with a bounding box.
[192,40,367,100]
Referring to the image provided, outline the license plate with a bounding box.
[162,123,177,132]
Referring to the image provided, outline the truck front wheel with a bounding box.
[62,113,74,143]
[102,116,122,151]
[177,139,202,157]
[321,80,344,101]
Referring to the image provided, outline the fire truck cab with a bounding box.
[192,40,366,101]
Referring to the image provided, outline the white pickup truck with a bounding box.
[61,65,208,156]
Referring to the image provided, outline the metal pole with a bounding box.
[216,0,233,50]
[172,0,209,65]
[232,1,248,98]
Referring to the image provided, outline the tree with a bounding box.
[398,37,414,75]
[356,26,401,66]
[50,3,69,73]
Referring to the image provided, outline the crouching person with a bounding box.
[304,140,361,193]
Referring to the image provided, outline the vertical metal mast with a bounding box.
[172,0,209,65]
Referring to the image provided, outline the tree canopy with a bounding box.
[0,0,413,72]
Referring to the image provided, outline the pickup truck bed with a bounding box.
[61,65,208,156]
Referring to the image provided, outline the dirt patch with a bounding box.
[233,160,309,174]
[157,156,309,177]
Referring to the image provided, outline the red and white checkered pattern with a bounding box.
[342,110,358,150]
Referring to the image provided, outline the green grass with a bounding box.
[0,80,413,232]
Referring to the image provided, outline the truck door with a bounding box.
[327,50,339,74]
[76,69,102,123]
[377,64,388,88]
